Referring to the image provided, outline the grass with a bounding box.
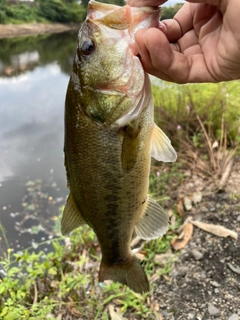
[152,79,240,189]
[0,216,178,320]
[1,79,240,318]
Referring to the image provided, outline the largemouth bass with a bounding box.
[62,0,177,293]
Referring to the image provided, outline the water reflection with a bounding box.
[0,31,78,256]
[0,31,77,77]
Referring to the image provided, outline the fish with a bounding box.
[61,0,177,294]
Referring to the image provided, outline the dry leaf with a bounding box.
[170,214,177,228]
[109,304,124,320]
[191,220,238,240]
[154,312,163,320]
[177,198,184,217]
[135,252,145,261]
[192,191,202,204]
[130,236,141,248]
[183,192,202,211]
[176,216,193,234]
[152,303,160,312]
[167,209,174,218]
[212,140,219,149]
[171,223,193,250]
[66,297,81,316]
[183,196,192,211]
[227,263,240,275]
[154,253,176,265]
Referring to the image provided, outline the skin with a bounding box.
[126,0,240,83]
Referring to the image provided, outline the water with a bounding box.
[0,31,78,256]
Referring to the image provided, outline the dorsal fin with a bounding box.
[151,123,177,162]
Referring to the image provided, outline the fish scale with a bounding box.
[62,0,177,293]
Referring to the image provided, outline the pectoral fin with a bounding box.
[61,193,86,235]
[121,125,140,173]
[151,123,177,162]
[135,197,169,240]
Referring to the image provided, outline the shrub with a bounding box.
[38,0,85,23]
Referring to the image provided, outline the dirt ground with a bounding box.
[149,161,240,320]
[0,23,79,39]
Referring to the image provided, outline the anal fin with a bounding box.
[151,123,177,162]
[135,196,169,240]
[61,193,86,235]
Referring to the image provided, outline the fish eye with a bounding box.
[81,39,95,56]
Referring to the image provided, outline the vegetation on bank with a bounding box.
[0,78,240,319]
[0,221,178,319]
[0,0,182,24]
[0,0,86,24]
[153,80,240,175]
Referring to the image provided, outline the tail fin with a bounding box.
[99,255,149,294]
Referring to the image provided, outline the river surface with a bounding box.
[0,31,78,256]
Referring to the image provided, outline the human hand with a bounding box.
[127,0,240,83]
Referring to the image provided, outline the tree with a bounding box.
[37,0,85,23]
[81,0,125,8]
[161,4,183,20]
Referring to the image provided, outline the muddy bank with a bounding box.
[0,23,80,39]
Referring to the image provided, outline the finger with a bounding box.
[217,0,240,79]
[135,28,152,66]
[135,28,190,82]
[186,0,228,13]
[127,0,167,7]
[160,2,193,42]
[136,28,217,83]
[162,2,218,41]
[177,29,200,53]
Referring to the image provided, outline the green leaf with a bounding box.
[0,307,8,317]
[48,267,57,275]
[0,283,6,294]
[27,204,35,211]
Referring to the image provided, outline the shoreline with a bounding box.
[0,23,80,39]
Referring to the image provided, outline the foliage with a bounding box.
[0,218,177,319]
[152,79,240,181]
[161,3,183,20]
[37,0,85,23]
[0,0,127,24]
[152,80,240,148]
[81,0,125,8]
[0,2,39,24]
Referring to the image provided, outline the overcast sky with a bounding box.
[163,0,184,6]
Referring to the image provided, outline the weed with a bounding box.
[0,223,175,319]
[152,80,240,188]
[0,222,9,255]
